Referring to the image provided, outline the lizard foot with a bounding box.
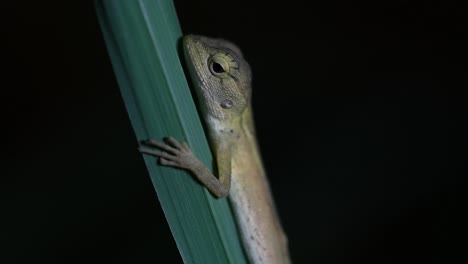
[139,137,199,170]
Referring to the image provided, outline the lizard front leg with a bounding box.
[139,137,231,198]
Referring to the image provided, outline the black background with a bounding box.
[2,0,465,263]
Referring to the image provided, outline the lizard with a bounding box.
[139,35,291,264]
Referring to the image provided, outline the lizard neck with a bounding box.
[205,106,263,175]
[205,106,255,147]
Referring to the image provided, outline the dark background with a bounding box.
[2,0,465,263]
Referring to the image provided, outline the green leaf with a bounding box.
[95,1,247,263]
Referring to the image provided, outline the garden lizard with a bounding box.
[139,35,291,264]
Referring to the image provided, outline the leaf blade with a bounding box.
[95,0,247,263]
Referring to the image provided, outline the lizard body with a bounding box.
[140,35,291,264]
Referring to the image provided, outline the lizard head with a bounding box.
[183,35,252,126]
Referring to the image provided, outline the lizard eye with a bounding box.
[208,53,233,77]
[211,61,225,73]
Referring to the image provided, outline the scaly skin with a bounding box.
[139,35,291,264]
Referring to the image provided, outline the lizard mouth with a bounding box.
[182,35,205,85]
